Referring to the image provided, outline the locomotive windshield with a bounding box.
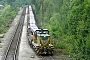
[41,36,50,40]
[36,29,50,40]
[39,33,50,40]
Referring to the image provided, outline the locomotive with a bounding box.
[28,6,54,55]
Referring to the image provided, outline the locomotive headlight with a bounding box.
[49,44,50,46]
[40,44,41,46]
[44,36,46,37]
[49,44,52,46]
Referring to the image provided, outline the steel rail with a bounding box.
[39,55,54,60]
[3,7,26,60]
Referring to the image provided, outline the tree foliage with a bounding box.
[0,0,90,59]
[31,0,90,59]
[0,0,31,34]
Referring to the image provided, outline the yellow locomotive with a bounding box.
[30,29,54,55]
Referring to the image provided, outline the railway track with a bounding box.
[39,55,54,60]
[3,7,26,60]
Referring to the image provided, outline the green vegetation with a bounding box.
[31,0,90,59]
[0,0,90,59]
[0,5,18,34]
[0,0,31,34]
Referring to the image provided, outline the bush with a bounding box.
[55,40,66,49]
[0,5,19,34]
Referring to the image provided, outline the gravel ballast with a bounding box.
[1,9,23,60]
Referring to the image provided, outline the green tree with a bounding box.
[67,0,90,59]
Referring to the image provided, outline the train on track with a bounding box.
[27,6,54,55]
